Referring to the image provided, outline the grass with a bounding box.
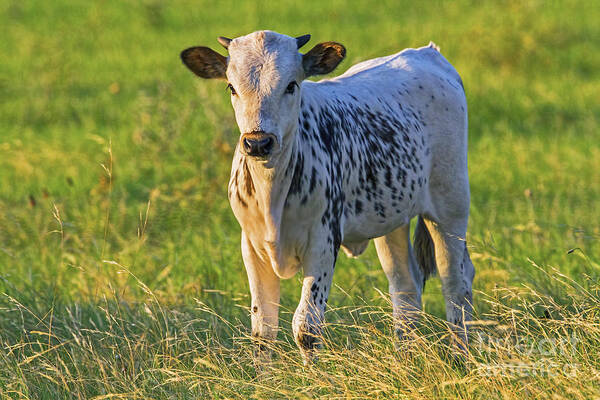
[0,0,599,398]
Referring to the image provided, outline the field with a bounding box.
[1,0,599,398]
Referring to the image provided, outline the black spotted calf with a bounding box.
[181,30,475,363]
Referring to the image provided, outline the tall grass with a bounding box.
[1,260,599,398]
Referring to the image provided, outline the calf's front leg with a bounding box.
[241,232,280,362]
[292,243,337,365]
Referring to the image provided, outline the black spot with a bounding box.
[355,199,363,214]
[309,167,318,193]
[236,191,247,208]
[242,160,255,197]
[288,152,304,195]
[384,167,393,187]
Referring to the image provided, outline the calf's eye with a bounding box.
[285,81,298,95]
[227,83,237,96]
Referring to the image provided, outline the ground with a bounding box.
[0,0,599,398]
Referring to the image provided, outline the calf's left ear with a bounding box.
[302,42,346,77]
[180,46,227,79]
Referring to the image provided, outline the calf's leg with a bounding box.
[422,217,474,351]
[374,224,423,339]
[241,232,280,362]
[292,243,337,365]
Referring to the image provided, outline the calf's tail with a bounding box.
[413,216,437,285]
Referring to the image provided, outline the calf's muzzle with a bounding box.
[241,131,276,157]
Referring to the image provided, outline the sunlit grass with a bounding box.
[2,263,599,399]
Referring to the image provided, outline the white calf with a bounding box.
[181,30,474,363]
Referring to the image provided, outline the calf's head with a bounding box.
[181,31,345,159]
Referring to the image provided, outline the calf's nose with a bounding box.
[241,132,276,157]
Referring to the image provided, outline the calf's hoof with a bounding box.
[251,336,275,374]
[295,328,322,366]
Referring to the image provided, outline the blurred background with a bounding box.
[1,0,598,310]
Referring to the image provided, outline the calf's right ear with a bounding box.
[180,47,227,79]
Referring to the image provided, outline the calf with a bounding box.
[181,30,475,363]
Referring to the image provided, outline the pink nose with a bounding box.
[241,132,276,157]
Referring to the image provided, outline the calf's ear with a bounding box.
[302,42,346,77]
[180,47,227,79]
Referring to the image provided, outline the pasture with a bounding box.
[1,0,599,398]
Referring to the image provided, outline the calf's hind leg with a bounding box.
[422,215,475,349]
[374,224,423,339]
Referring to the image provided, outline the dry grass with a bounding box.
[1,261,599,399]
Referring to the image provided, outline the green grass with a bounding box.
[1,0,599,398]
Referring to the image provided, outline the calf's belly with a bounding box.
[342,206,416,243]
